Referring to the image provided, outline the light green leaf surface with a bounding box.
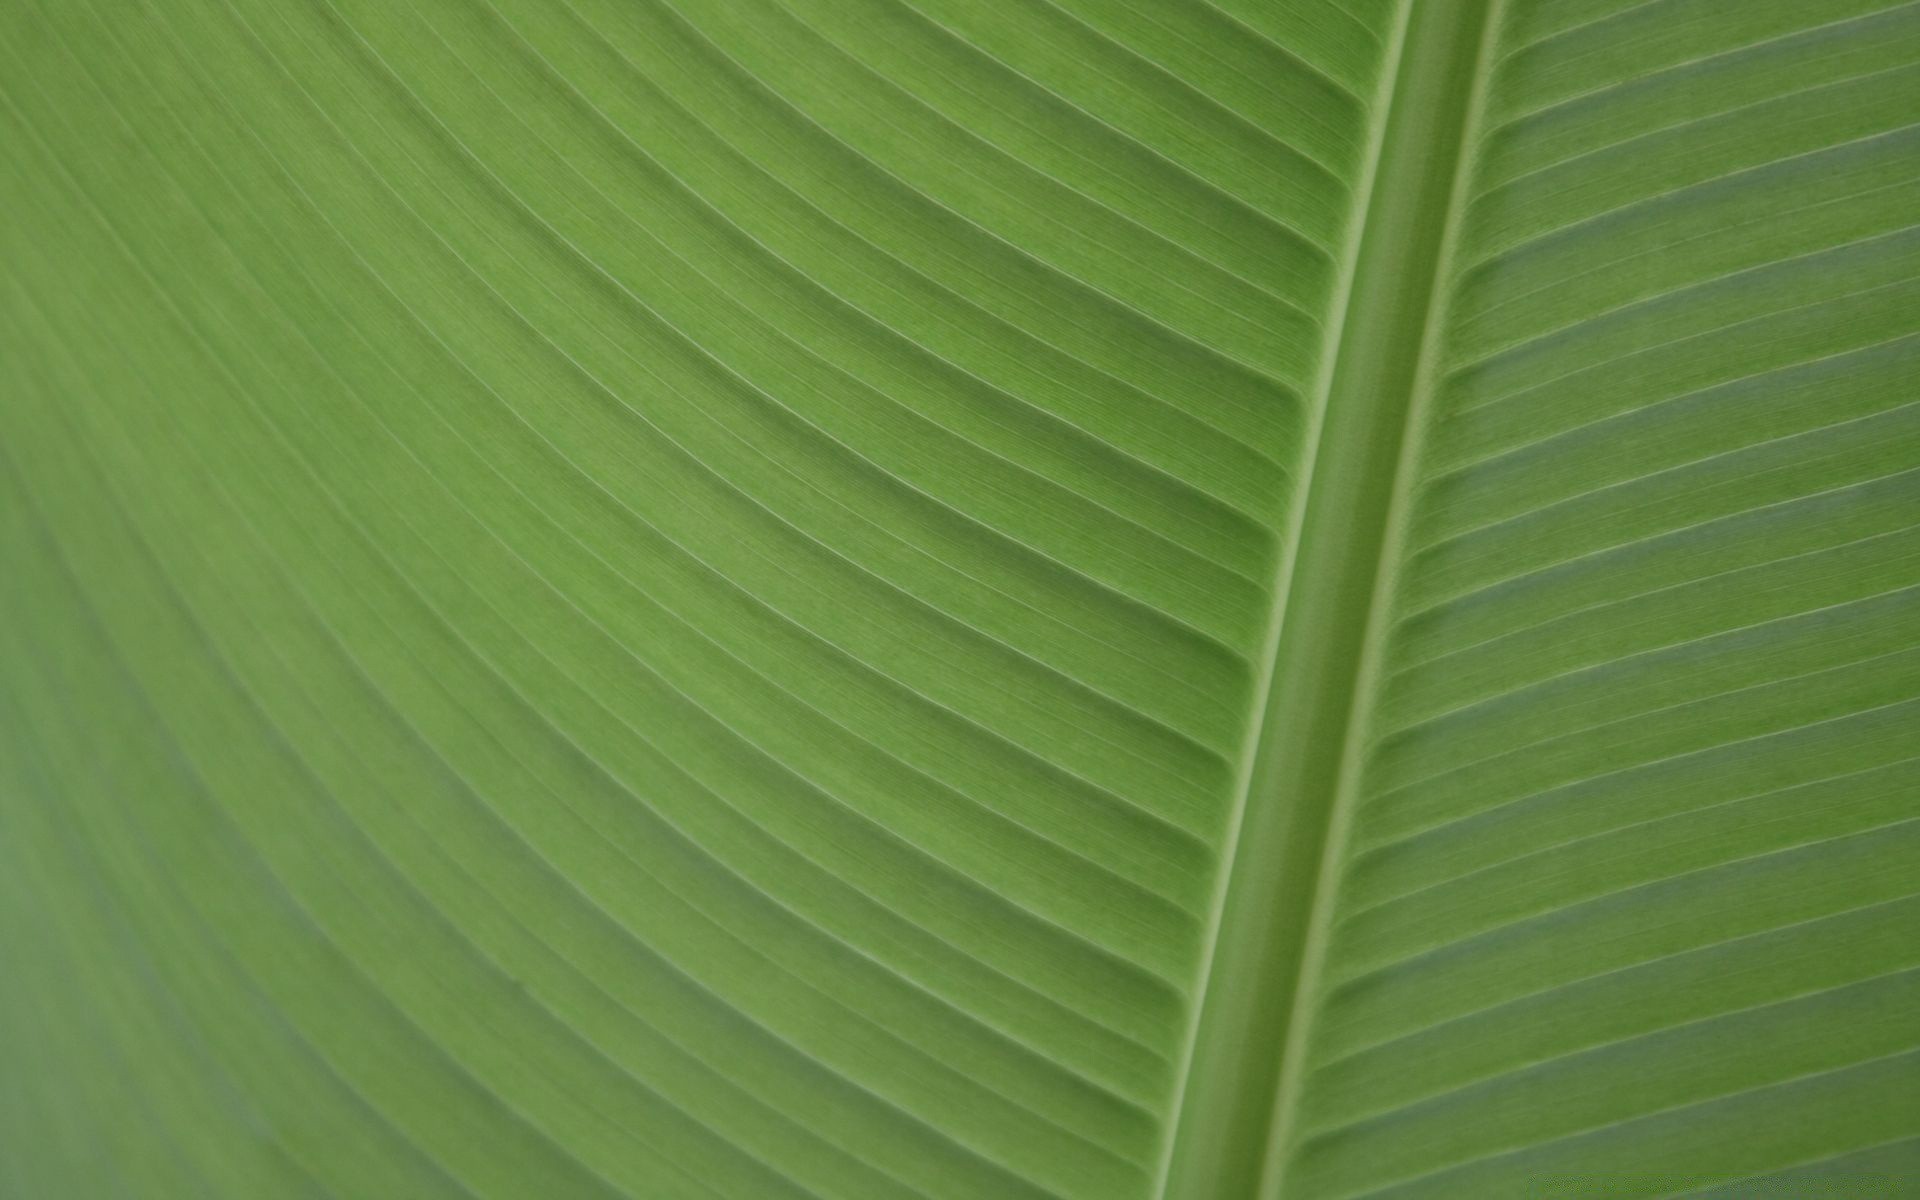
[2,1,1915,1197]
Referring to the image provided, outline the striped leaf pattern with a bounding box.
[2,1,1915,1198]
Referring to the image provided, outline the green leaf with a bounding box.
[3,1,1915,1197]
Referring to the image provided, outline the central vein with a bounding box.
[1156,3,1500,1197]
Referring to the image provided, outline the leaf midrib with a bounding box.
[1157,4,1501,1197]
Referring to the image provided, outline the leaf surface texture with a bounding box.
[1,1,1915,1197]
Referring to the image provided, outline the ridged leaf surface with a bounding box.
[2,1,1915,1197]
